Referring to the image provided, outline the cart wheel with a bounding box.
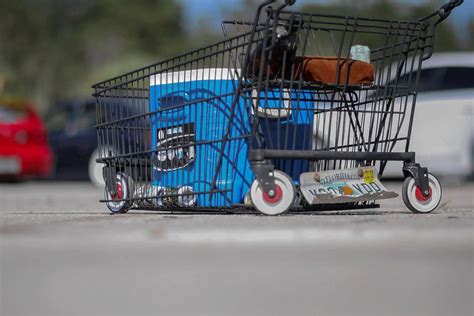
[402,173,442,214]
[104,173,131,214]
[250,170,295,215]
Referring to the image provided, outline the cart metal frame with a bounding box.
[92,0,462,214]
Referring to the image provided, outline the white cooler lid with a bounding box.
[150,68,241,86]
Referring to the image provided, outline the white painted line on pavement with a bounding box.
[3,226,472,246]
[162,227,473,245]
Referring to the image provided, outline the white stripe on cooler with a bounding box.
[150,68,241,86]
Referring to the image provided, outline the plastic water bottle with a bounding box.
[350,45,371,63]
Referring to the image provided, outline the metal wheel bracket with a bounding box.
[251,160,276,196]
[103,165,118,196]
[403,163,430,197]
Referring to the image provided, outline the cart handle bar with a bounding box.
[265,0,462,24]
[260,0,296,7]
[439,0,463,19]
[419,0,463,24]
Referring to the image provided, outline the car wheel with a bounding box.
[89,147,117,187]
[88,147,105,187]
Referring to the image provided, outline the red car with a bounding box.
[0,99,52,179]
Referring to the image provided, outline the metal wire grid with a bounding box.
[222,10,430,176]
[93,8,433,209]
[93,34,259,209]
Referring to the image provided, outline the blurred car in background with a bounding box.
[46,99,104,185]
[0,99,52,179]
[383,52,474,179]
[47,99,149,186]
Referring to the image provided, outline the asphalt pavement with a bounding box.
[0,181,473,316]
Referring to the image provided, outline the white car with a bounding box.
[381,53,474,178]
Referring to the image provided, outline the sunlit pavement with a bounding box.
[1,181,473,316]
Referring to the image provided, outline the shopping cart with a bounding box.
[92,0,462,215]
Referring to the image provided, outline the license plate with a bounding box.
[0,157,20,174]
[299,166,398,204]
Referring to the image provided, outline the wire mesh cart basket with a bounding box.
[92,0,462,215]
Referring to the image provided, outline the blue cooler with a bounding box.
[149,68,254,207]
[252,88,315,181]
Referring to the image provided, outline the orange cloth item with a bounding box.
[291,56,374,85]
[247,45,375,85]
